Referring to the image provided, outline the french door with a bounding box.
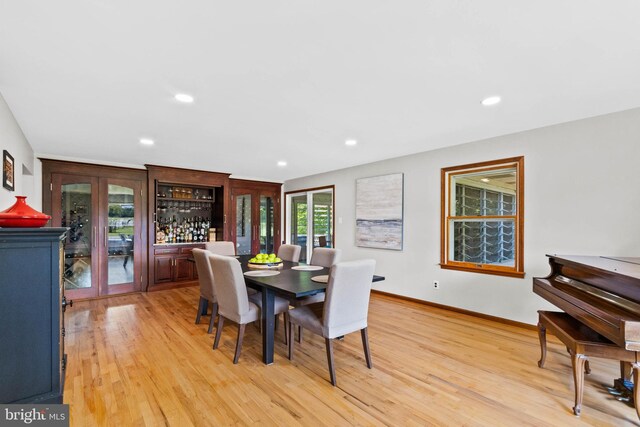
[51,174,143,299]
[285,186,334,263]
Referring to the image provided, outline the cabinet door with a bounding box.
[174,257,193,281]
[155,256,174,283]
[51,174,100,299]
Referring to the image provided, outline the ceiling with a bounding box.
[1,1,640,182]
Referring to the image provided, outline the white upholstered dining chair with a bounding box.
[287,259,376,385]
[277,244,301,263]
[310,247,341,268]
[192,248,218,334]
[209,253,290,363]
[205,241,236,256]
[291,247,342,342]
[205,240,257,295]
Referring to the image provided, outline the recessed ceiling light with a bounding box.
[481,178,490,182]
[175,93,194,103]
[140,138,154,145]
[345,139,358,146]
[277,160,287,167]
[481,96,501,106]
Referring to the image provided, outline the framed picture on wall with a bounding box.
[356,172,404,250]
[3,150,14,191]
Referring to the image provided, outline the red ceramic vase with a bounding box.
[0,196,52,227]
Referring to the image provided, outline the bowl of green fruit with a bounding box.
[248,253,283,269]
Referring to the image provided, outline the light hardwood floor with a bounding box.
[64,288,637,426]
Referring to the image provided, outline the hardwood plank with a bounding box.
[64,288,638,426]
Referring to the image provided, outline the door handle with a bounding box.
[92,226,97,248]
[62,296,73,312]
[104,226,108,247]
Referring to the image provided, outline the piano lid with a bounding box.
[547,255,640,280]
[544,255,640,307]
[601,256,640,266]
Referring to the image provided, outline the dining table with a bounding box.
[237,254,385,365]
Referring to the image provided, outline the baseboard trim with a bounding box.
[371,289,536,331]
[146,281,198,292]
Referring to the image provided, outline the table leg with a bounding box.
[261,288,275,365]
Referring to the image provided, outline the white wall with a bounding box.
[0,92,38,210]
[284,107,640,325]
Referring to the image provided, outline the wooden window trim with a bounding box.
[440,156,525,278]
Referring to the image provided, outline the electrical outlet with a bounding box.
[433,280,440,289]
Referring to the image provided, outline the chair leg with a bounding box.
[297,326,303,343]
[195,297,207,324]
[287,318,294,360]
[233,324,246,364]
[283,312,288,345]
[208,303,218,334]
[275,313,279,331]
[213,316,225,349]
[361,328,373,369]
[325,338,336,386]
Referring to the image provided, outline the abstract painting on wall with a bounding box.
[356,173,403,250]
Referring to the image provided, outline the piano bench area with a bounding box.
[537,310,638,416]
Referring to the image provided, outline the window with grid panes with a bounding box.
[441,157,524,278]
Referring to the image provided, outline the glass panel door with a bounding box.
[52,174,100,299]
[235,193,252,255]
[51,172,144,298]
[287,188,334,262]
[106,184,135,286]
[312,191,333,249]
[290,194,308,262]
[100,178,142,295]
[259,194,275,254]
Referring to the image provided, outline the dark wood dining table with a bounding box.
[238,254,385,365]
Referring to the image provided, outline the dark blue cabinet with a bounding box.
[0,228,68,403]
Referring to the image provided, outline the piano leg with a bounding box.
[537,321,547,368]
[634,362,640,420]
[607,362,634,402]
[571,351,588,416]
[622,361,633,381]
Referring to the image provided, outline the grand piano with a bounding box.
[533,255,640,417]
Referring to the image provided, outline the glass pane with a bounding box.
[453,168,517,217]
[62,183,92,290]
[455,184,481,216]
[451,219,515,267]
[291,195,308,263]
[260,195,274,254]
[312,192,333,248]
[235,194,252,255]
[107,185,135,285]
